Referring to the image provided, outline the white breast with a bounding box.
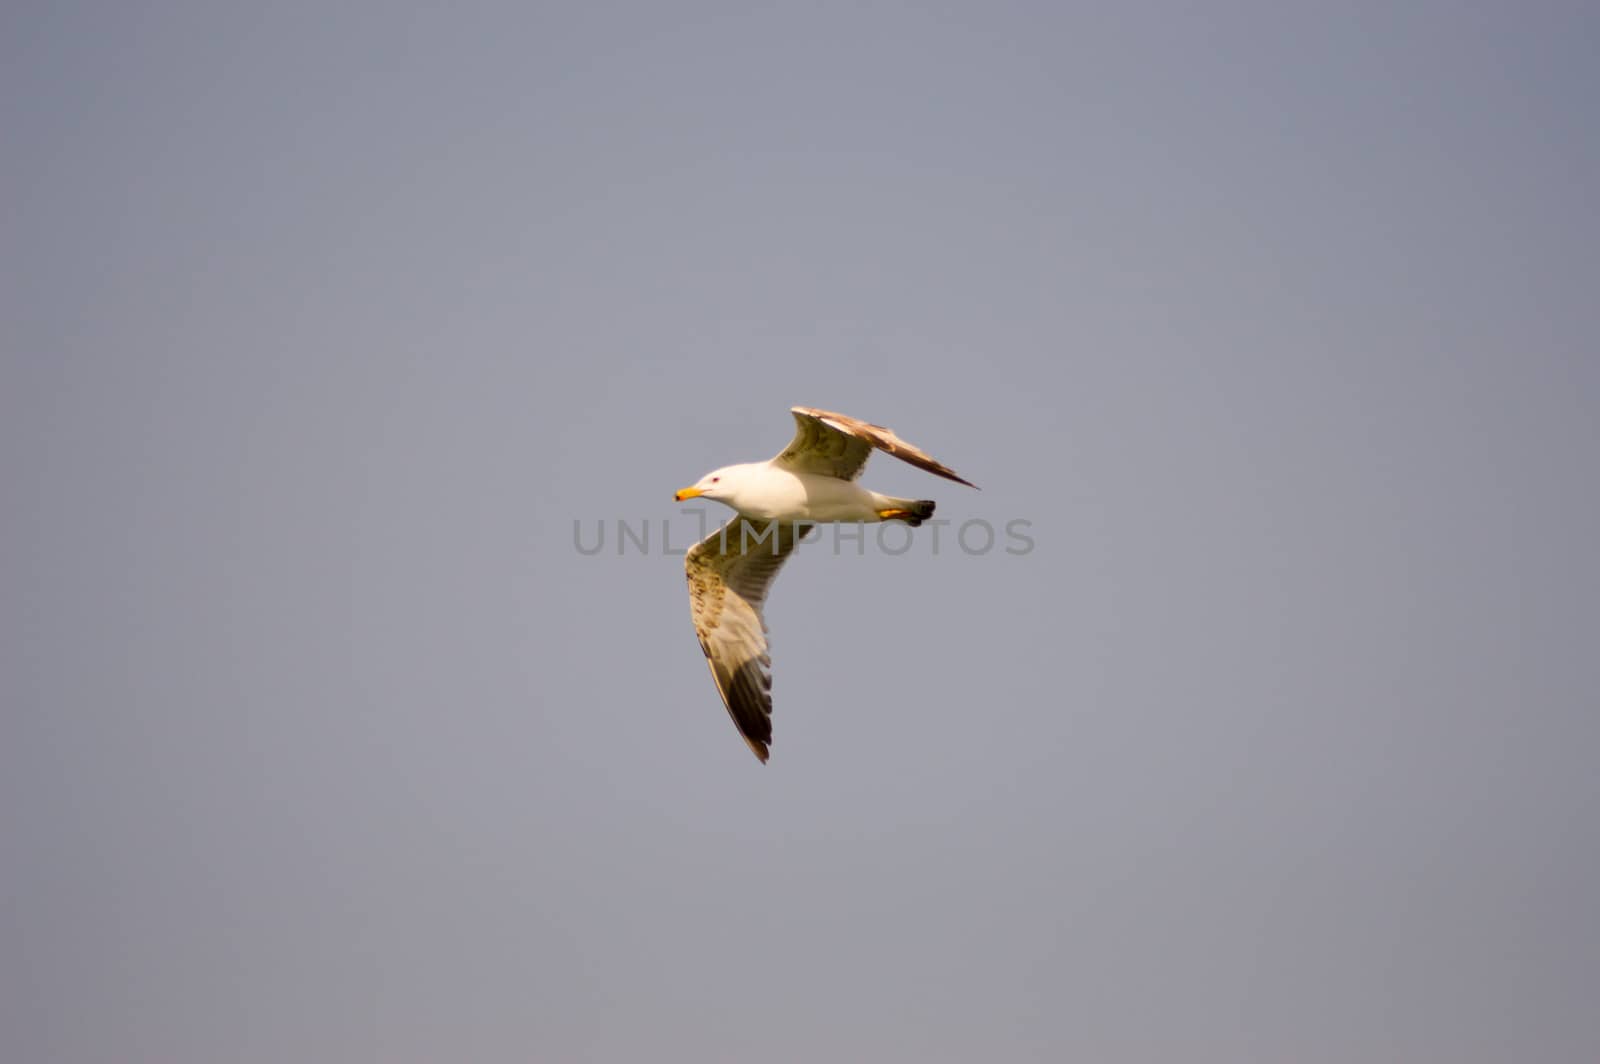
[731,465,877,522]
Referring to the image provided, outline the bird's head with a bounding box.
[674,464,746,504]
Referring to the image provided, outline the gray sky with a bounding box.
[4,3,1598,1062]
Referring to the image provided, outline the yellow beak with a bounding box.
[674,487,703,502]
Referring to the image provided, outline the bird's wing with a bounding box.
[772,406,978,487]
[685,519,805,762]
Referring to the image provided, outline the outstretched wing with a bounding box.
[772,406,978,487]
[684,520,805,762]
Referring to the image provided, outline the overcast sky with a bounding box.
[4,3,1598,1062]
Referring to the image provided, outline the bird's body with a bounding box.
[682,461,915,523]
[675,407,977,762]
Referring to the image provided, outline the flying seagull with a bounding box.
[674,406,977,762]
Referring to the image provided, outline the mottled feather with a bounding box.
[684,520,804,762]
[774,406,978,487]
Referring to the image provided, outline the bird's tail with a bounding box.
[879,498,936,527]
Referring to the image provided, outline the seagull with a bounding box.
[674,406,977,762]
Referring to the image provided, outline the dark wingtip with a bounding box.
[739,730,771,763]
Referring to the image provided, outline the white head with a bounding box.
[674,463,757,507]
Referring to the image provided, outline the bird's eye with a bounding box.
[711,477,720,483]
